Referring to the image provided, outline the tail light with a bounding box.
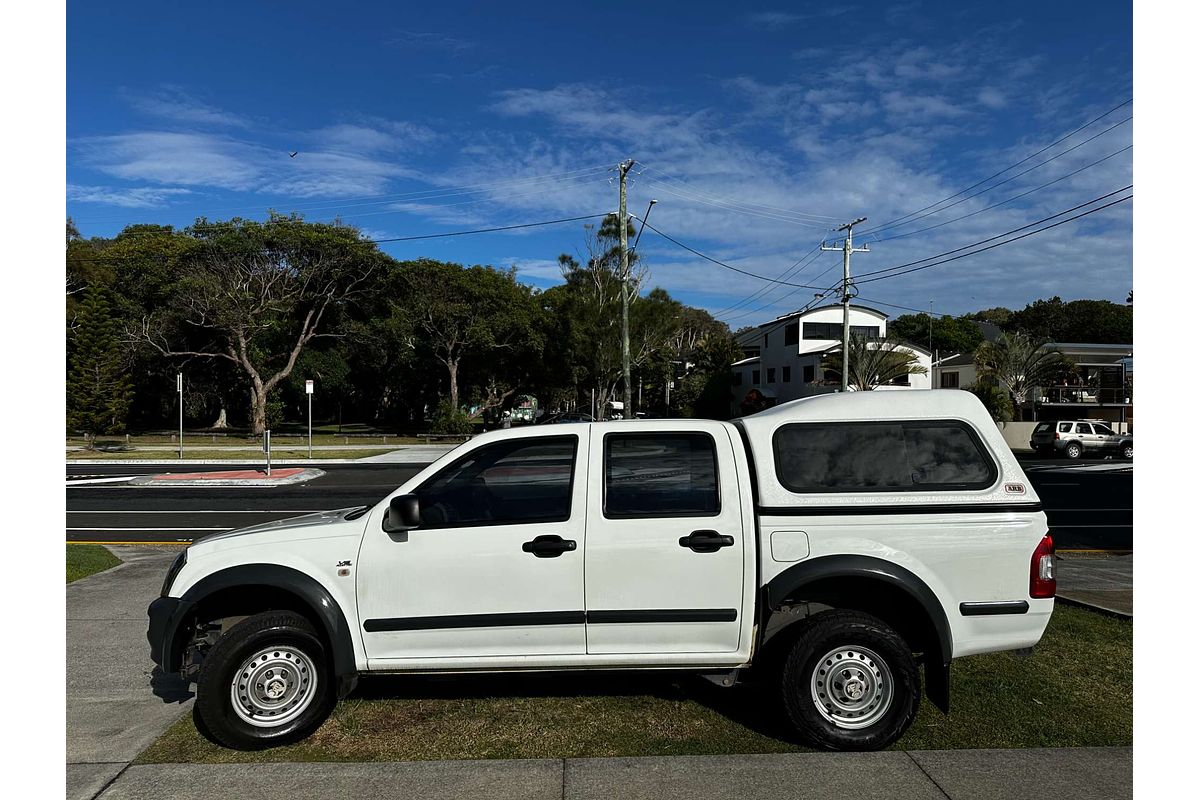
[1054,432,1060,440]
[1030,534,1056,598]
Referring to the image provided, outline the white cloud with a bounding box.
[66,184,193,208]
[978,87,1008,109]
[121,86,251,128]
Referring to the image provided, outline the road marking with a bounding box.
[66,510,328,514]
[66,477,137,486]
[66,527,232,531]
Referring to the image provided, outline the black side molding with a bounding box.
[757,502,1043,516]
[959,601,1030,616]
[364,608,738,632]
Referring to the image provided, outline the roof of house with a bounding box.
[935,353,977,367]
[762,303,889,327]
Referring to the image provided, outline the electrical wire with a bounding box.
[855,193,1132,287]
[862,115,1131,237]
[862,97,1132,233]
[873,144,1132,243]
[855,186,1132,282]
[638,221,831,289]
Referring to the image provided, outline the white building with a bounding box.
[732,304,931,413]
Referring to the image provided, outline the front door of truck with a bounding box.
[583,424,748,654]
[357,432,587,662]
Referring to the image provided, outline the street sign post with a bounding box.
[306,380,314,459]
[263,429,271,476]
[177,372,183,459]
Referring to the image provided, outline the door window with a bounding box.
[1075,423,1093,435]
[414,436,577,528]
[604,433,720,518]
[1092,423,1115,435]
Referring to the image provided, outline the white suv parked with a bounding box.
[149,391,1054,752]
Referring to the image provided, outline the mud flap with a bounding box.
[925,659,950,714]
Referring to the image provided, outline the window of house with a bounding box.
[940,371,960,388]
[604,433,719,518]
[803,322,838,340]
[803,365,814,383]
[414,436,577,528]
[764,333,769,348]
[752,369,761,385]
[850,325,880,338]
[767,367,776,383]
[783,366,792,382]
[772,421,997,493]
[784,322,799,346]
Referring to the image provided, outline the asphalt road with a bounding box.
[66,457,1132,551]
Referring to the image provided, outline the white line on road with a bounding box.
[65,477,137,486]
[66,527,233,531]
[66,510,327,514]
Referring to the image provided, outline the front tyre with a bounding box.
[195,611,335,750]
[779,610,920,751]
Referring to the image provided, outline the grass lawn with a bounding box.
[66,544,122,583]
[136,604,1130,763]
[66,449,395,460]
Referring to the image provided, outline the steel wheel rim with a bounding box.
[1123,445,1132,458]
[1068,445,1081,458]
[810,645,893,729]
[230,645,318,728]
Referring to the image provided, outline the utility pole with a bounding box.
[822,218,869,392]
[618,158,635,419]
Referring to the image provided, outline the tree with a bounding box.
[134,216,382,433]
[974,331,1072,419]
[965,382,1013,423]
[67,288,134,443]
[888,313,984,355]
[820,335,928,391]
[968,307,1013,327]
[400,260,543,415]
[1004,296,1132,344]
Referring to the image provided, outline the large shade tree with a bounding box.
[133,216,383,433]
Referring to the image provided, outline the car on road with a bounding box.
[149,391,1054,753]
[1029,420,1132,460]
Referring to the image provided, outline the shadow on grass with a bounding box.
[350,669,802,744]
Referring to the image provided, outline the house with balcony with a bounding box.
[731,304,931,413]
[932,341,1133,425]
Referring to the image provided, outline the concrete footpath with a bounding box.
[67,546,192,800]
[68,547,1131,800]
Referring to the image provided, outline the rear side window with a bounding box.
[1058,423,1073,433]
[605,433,720,517]
[1034,422,1053,433]
[773,421,997,493]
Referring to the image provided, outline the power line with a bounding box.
[873,144,1132,242]
[638,221,830,289]
[856,186,1132,282]
[65,213,610,263]
[856,193,1132,286]
[710,242,826,317]
[863,97,1132,233]
[863,115,1131,237]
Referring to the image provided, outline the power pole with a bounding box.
[822,218,869,392]
[617,158,636,419]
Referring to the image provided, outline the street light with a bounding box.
[631,199,657,252]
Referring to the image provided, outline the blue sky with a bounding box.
[66,0,1132,326]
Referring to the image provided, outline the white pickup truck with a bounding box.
[148,390,1055,752]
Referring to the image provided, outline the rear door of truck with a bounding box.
[583,421,750,655]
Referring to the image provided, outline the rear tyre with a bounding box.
[778,610,921,751]
[1122,442,1133,460]
[1064,442,1082,460]
[195,611,335,750]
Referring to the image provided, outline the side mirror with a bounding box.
[386,494,421,532]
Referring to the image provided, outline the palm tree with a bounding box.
[820,335,928,391]
[974,332,1072,420]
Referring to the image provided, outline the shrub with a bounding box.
[430,401,472,435]
[966,382,1014,423]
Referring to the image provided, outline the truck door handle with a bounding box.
[522,535,577,558]
[679,530,735,553]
